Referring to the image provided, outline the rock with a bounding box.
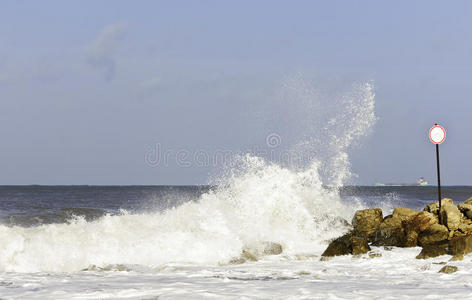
[368,251,382,258]
[457,203,472,219]
[457,223,472,235]
[352,208,383,239]
[321,232,370,257]
[371,215,404,247]
[321,232,352,257]
[240,242,283,260]
[441,202,461,231]
[450,254,464,261]
[319,256,330,261]
[410,211,438,231]
[439,265,458,274]
[261,242,283,255]
[424,198,454,215]
[449,234,472,256]
[416,242,448,259]
[464,197,472,206]
[418,224,449,246]
[351,236,371,255]
[242,250,257,261]
[328,216,351,228]
[393,207,418,222]
[228,257,246,264]
[404,211,438,247]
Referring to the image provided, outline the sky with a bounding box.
[1,0,472,185]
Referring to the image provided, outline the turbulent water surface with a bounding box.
[1,185,472,299]
[2,80,470,299]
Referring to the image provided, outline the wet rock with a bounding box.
[457,223,472,235]
[228,257,247,265]
[457,203,472,219]
[240,242,283,261]
[404,211,438,247]
[368,251,382,258]
[351,236,371,255]
[424,198,454,215]
[352,208,383,239]
[319,256,330,261]
[393,207,418,222]
[416,242,448,259]
[321,232,370,257]
[464,197,472,206]
[328,216,351,228]
[441,202,461,232]
[450,254,464,261]
[371,215,404,247]
[418,224,449,246]
[439,265,458,274]
[321,232,353,257]
[242,250,258,261]
[449,234,472,256]
[261,242,283,255]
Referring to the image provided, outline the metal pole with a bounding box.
[436,143,442,224]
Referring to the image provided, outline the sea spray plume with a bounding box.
[0,157,358,272]
[321,82,376,187]
[0,78,375,273]
[270,75,376,188]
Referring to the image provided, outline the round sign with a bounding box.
[429,125,446,144]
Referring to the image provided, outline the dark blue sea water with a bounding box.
[1,185,471,227]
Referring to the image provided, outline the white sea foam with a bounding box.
[2,78,470,299]
[0,79,377,274]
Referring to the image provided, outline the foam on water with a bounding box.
[0,79,377,273]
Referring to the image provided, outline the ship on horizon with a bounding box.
[374,177,430,187]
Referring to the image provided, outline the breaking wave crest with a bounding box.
[0,78,376,273]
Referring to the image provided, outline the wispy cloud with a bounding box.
[86,24,126,81]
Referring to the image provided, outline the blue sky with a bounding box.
[1,1,471,185]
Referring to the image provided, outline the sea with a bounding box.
[1,185,472,299]
[2,82,469,299]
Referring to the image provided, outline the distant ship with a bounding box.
[374,177,430,187]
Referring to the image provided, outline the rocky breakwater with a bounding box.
[322,197,472,262]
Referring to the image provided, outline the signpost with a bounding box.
[429,124,446,224]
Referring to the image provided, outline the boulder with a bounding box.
[424,198,454,215]
[352,208,383,239]
[242,250,257,261]
[457,203,472,219]
[393,207,418,222]
[457,223,472,235]
[371,215,404,247]
[261,242,283,255]
[441,202,461,232]
[404,211,438,247]
[351,236,371,255]
[439,265,458,274]
[321,232,353,257]
[418,224,449,246]
[449,234,472,256]
[368,251,382,258]
[450,254,464,261]
[464,197,472,206]
[416,242,448,259]
[321,232,370,257]
[241,242,283,260]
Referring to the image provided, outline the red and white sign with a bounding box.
[429,125,446,144]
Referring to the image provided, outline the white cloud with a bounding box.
[86,24,126,81]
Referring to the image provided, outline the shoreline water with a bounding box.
[2,186,472,298]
